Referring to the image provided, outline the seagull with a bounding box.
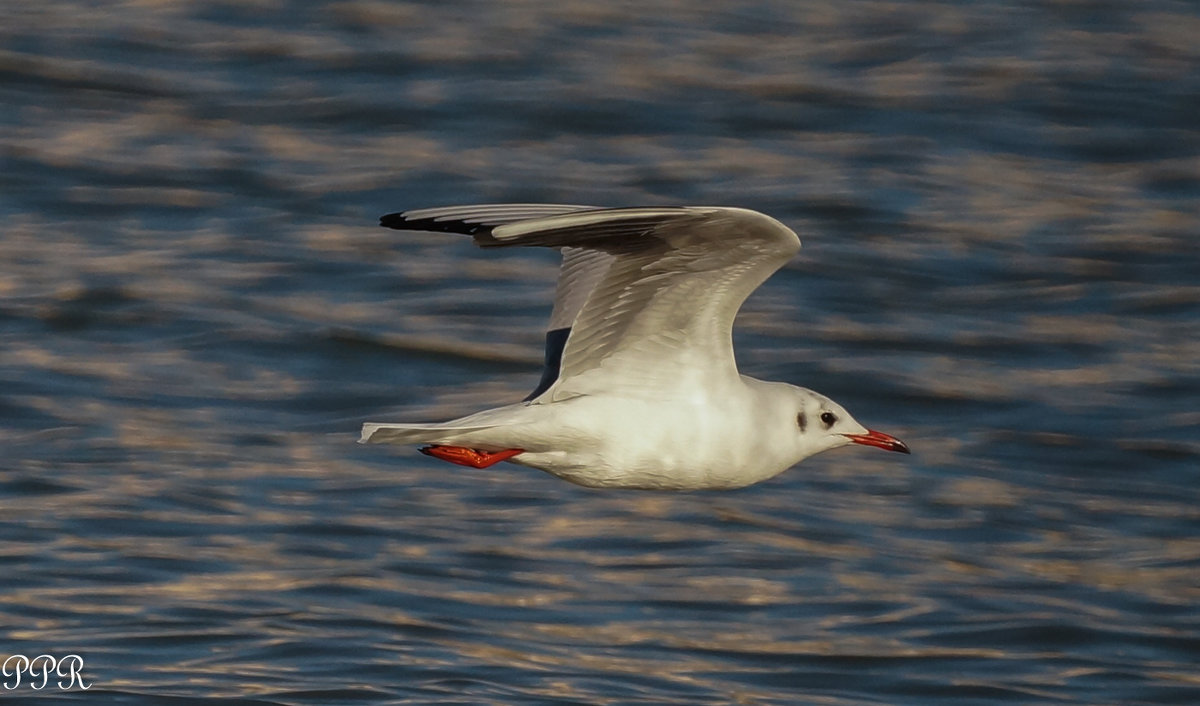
[361,204,909,490]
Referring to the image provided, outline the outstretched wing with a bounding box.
[382,205,800,401]
[381,204,611,400]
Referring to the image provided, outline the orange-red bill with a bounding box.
[843,429,910,454]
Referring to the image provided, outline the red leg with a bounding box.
[419,445,524,469]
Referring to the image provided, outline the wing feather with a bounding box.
[378,204,800,401]
[380,204,600,235]
[484,207,801,400]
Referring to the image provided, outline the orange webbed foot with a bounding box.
[419,445,524,469]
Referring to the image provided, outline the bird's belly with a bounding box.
[509,400,781,490]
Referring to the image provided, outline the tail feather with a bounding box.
[361,403,530,446]
[359,422,498,445]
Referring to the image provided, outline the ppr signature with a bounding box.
[3,654,91,690]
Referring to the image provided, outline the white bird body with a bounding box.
[361,204,908,490]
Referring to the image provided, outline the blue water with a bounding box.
[2,1,1198,703]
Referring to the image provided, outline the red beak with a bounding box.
[844,429,910,454]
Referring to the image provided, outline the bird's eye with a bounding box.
[820,411,838,428]
[796,412,807,432]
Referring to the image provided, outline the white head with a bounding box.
[763,383,909,467]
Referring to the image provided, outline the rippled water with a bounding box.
[2,1,1199,703]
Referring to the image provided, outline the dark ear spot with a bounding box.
[797,412,807,432]
[820,411,838,428]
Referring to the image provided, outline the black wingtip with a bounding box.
[379,212,406,229]
[379,210,491,236]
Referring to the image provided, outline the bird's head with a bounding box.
[784,386,910,461]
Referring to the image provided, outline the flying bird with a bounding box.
[361,205,908,490]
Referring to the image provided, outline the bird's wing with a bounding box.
[524,246,615,400]
[379,206,610,329]
[382,205,800,401]
[499,207,800,400]
[382,204,613,401]
[547,246,614,331]
[381,204,600,234]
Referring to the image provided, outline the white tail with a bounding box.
[360,423,482,445]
